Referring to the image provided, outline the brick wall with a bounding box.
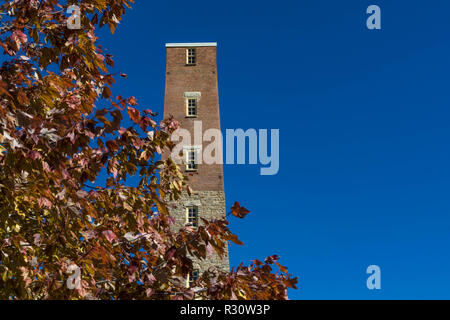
[163,45,224,192]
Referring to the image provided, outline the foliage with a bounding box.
[0,0,297,299]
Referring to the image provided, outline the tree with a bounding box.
[0,0,297,300]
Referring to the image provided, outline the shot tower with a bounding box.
[163,43,229,282]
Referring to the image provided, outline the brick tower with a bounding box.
[163,42,229,283]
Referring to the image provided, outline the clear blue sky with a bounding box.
[97,0,450,299]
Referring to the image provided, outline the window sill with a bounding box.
[185,115,198,119]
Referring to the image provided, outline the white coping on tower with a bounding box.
[165,42,217,48]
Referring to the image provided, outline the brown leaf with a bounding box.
[230,202,250,218]
[164,246,177,260]
[102,86,112,99]
[128,96,138,106]
[102,230,117,243]
[275,262,288,274]
[17,89,29,105]
[127,106,140,124]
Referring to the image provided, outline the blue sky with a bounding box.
[97,0,450,299]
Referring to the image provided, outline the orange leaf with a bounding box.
[230,202,250,218]
[127,106,140,124]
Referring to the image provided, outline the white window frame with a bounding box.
[186,205,199,227]
[188,269,199,287]
[186,48,196,65]
[186,97,197,117]
[183,145,201,171]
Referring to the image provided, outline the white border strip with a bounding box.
[166,42,217,48]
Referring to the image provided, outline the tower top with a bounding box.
[165,42,217,48]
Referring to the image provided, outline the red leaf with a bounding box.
[67,131,76,143]
[106,140,119,153]
[146,288,154,297]
[264,255,280,264]
[164,246,177,260]
[226,234,244,246]
[230,202,250,218]
[102,230,117,243]
[27,150,41,160]
[206,243,214,256]
[252,259,263,266]
[11,30,27,46]
[128,96,138,106]
[42,162,51,173]
[102,86,112,99]
[118,127,127,135]
[275,262,288,273]
[37,197,52,209]
[127,106,140,124]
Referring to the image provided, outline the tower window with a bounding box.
[188,269,199,287]
[186,98,197,117]
[187,48,196,65]
[187,206,199,227]
[186,148,198,171]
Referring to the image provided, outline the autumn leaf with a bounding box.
[128,96,138,106]
[230,201,251,218]
[164,246,177,260]
[275,262,288,274]
[102,86,112,99]
[11,30,27,47]
[224,234,244,246]
[127,106,140,124]
[17,89,29,105]
[102,230,117,243]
